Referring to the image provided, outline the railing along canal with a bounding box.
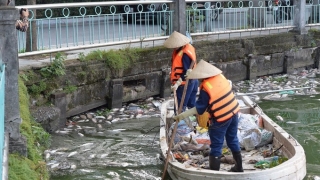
[16,0,320,57]
[0,54,5,179]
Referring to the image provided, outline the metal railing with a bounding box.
[0,57,5,179]
[16,1,320,57]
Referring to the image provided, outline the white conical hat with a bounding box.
[188,60,222,79]
[163,31,190,48]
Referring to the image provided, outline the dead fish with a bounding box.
[180,143,210,152]
[140,115,151,118]
[95,116,106,119]
[181,136,198,145]
[67,151,78,157]
[111,108,119,112]
[88,154,96,159]
[118,114,130,118]
[111,118,119,123]
[172,144,182,151]
[286,121,300,124]
[135,114,143,119]
[97,124,103,129]
[152,100,161,108]
[120,118,129,121]
[221,155,235,164]
[55,130,70,135]
[100,154,108,158]
[51,163,60,170]
[70,164,77,170]
[146,97,154,102]
[79,143,94,148]
[276,115,284,122]
[151,114,161,117]
[91,118,97,123]
[45,153,50,160]
[80,169,95,173]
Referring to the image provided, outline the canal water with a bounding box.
[50,95,320,180]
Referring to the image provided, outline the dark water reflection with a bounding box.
[50,94,320,180]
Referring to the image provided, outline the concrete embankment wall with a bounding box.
[21,30,320,132]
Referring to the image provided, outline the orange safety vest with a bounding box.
[170,44,196,85]
[200,74,239,122]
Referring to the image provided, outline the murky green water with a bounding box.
[258,94,320,178]
[50,95,320,180]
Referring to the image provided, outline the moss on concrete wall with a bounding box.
[9,78,50,180]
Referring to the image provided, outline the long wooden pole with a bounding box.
[161,61,196,180]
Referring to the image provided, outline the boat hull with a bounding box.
[160,96,306,180]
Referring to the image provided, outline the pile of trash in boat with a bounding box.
[168,112,288,171]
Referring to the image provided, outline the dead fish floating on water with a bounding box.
[276,115,284,122]
[286,121,300,124]
[67,151,78,157]
[54,130,71,135]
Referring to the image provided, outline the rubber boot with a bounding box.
[229,151,243,172]
[209,156,220,171]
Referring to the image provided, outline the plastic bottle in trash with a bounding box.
[264,156,279,162]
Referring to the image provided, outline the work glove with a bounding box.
[171,78,182,91]
[173,107,198,122]
[184,69,192,78]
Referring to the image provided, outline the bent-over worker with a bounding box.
[173,60,243,172]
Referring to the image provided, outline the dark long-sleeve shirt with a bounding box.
[195,89,210,115]
[181,54,191,81]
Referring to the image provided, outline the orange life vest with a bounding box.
[200,74,239,122]
[170,44,196,85]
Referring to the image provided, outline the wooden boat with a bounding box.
[159,95,306,180]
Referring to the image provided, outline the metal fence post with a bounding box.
[293,0,307,34]
[0,4,26,155]
[172,0,186,34]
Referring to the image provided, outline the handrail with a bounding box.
[16,1,173,9]
[0,63,5,179]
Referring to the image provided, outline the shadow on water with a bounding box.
[258,94,320,178]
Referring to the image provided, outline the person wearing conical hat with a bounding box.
[173,60,243,173]
[164,31,199,113]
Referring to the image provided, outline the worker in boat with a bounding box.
[173,60,243,172]
[163,31,199,114]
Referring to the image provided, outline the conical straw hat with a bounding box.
[163,31,190,48]
[188,60,222,79]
